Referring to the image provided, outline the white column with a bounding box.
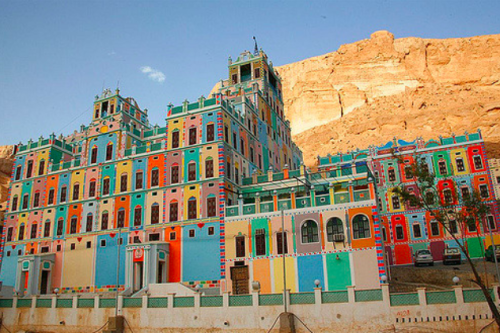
[417,287,427,306]
[223,291,230,308]
[252,290,260,308]
[453,285,464,304]
[347,285,356,304]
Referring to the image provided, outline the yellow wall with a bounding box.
[450,148,469,175]
[167,118,184,150]
[184,184,200,220]
[272,257,296,293]
[225,220,249,259]
[70,169,85,200]
[62,236,94,288]
[116,161,132,193]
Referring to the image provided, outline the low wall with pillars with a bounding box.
[0,285,498,332]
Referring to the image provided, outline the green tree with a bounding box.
[391,154,500,330]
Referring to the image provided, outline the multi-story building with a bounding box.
[318,131,500,266]
[488,158,500,200]
[0,49,386,297]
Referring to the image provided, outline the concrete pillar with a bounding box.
[255,193,260,214]
[12,296,18,309]
[31,296,37,309]
[314,287,322,305]
[194,292,201,308]
[252,290,259,308]
[417,287,427,306]
[329,183,335,205]
[381,283,390,306]
[223,291,230,308]
[284,289,291,310]
[347,286,356,304]
[492,284,499,304]
[51,294,57,308]
[453,285,464,304]
[167,293,175,309]
[310,185,316,207]
[72,296,78,309]
[142,295,148,309]
[94,295,100,310]
[118,295,123,314]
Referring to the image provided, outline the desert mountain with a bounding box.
[276,31,500,166]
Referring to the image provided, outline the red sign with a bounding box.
[133,248,144,262]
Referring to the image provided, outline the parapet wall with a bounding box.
[0,285,497,332]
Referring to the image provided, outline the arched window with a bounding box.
[188,162,196,181]
[120,173,128,192]
[101,211,109,230]
[171,164,180,184]
[352,214,371,239]
[60,186,67,203]
[56,218,64,236]
[395,225,404,240]
[90,146,98,164]
[106,143,113,161]
[18,224,25,241]
[89,179,97,197]
[38,159,45,175]
[30,223,37,239]
[15,165,22,181]
[135,170,143,189]
[326,218,344,242]
[188,127,197,145]
[205,158,214,178]
[151,203,160,224]
[86,213,93,232]
[169,200,178,222]
[70,216,78,234]
[72,183,80,201]
[150,168,159,187]
[301,220,319,243]
[438,159,447,175]
[43,220,51,238]
[26,160,33,178]
[6,227,13,242]
[11,195,18,211]
[117,209,125,228]
[443,189,453,204]
[171,130,180,148]
[188,197,197,220]
[22,194,29,209]
[134,206,142,226]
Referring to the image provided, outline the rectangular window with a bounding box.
[151,169,159,187]
[135,171,143,190]
[276,232,288,255]
[461,187,470,200]
[488,215,496,231]
[207,124,215,142]
[30,225,37,239]
[120,174,127,192]
[171,166,179,184]
[480,184,489,198]
[235,236,245,258]
[189,229,195,238]
[254,68,260,79]
[497,176,500,184]
[412,224,422,238]
[72,184,79,201]
[48,189,55,205]
[102,178,110,195]
[56,220,63,236]
[430,222,440,236]
[189,127,197,145]
[232,132,237,149]
[188,163,196,181]
[255,229,266,256]
[208,226,214,235]
[89,181,96,197]
[250,147,254,163]
[149,233,160,241]
[395,225,404,240]
[404,165,413,179]
[169,232,176,241]
[474,155,483,170]
[134,208,142,226]
[26,161,33,178]
[70,217,78,234]
[231,73,238,84]
[86,214,93,232]
[438,160,447,175]
[18,225,25,240]
[188,199,197,219]
[7,227,13,242]
[206,159,214,178]
[117,210,125,228]
[172,131,180,148]
[388,168,396,182]
[60,187,67,203]
[226,162,231,179]
[392,195,400,209]
[33,192,40,208]
[444,189,453,203]
[449,220,458,234]
[224,126,229,143]
[207,197,217,217]
[456,158,465,172]
[240,138,245,156]
[151,205,160,224]
[170,202,178,222]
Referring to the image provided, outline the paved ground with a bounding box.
[406,258,500,276]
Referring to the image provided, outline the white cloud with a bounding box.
[140,66,165,83]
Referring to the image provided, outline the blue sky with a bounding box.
[1,0,499,145]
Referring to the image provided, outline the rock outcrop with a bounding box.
[0,146,14,221]
[276,31,500,166]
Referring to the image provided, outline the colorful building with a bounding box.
[318,132,500,265]
[0,49,387,297]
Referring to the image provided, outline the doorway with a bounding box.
[230,265,249,294]
[40,270,50,294]
[133,262,144,292]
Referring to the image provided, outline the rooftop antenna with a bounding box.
[253,36,259,56]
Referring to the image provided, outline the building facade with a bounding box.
[0,49,386,297]
[318,132,500,265]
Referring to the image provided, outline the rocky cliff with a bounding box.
[0,146,14,221]
[276,31,500,166]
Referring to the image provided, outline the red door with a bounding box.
[430,241,445,261]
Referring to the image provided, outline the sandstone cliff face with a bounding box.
[276,31,500,166]
[0,146,14,220]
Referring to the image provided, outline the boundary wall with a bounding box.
[0,285,498,332]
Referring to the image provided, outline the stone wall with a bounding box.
[0,286,497,332]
